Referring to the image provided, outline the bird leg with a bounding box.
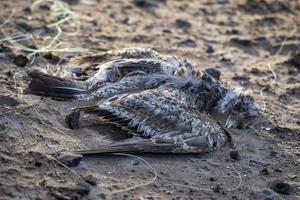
[65,109,81,129]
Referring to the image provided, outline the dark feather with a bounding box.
[25,70,87,100]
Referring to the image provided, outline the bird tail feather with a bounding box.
[24,70,88,100]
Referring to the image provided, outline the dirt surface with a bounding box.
[0,0,300,199]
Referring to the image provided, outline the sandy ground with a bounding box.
[0,0,300,199]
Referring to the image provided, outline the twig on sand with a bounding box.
[165,160,242,192]
[0,0,94,64]
[46,154,84,181]
[108,153,158,194]
[226,161,242,191]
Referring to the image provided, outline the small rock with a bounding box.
[217,0,229,4]
[230,150,240,160]
[175,19,191,29]
[39,4,50,10]
[0,44,13,53]
[230,37,254,47]
[133,0,156,8]
[209,177,216,182]
[62,0,79,5]
[232,73,251,85]
[0,95,19,107]
[23,7,31,14]
[65,110,80,129]
[288,53,300,68]
[271,181,292,195]
[34,26,54,36]
[213,185,222,193]
[273,168,282,173]
[177,39,197,48]
[84,174,97,186]
[270,150,278,157]
[97,193,106,199]
[43,52,61,64]
[259,168,269,175]
[16,22,32,32]
[205,45,215,53]
[204,68,221,80]
[57,152,83,167]
[13,54,29,67]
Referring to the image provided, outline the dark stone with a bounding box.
[23,7,32,14]
[205,45,215,53]
[16,22,32,32]
[209,177,216,181]
[0,44,12,53]
[35,161,42,167]
[232,73,250,85]
[39,4,50,10]
[230,150,240,160]
[13,54,29,67]
[226,29,239,35]
[177,39,197,48]
[204,68,221,80]
[34,26,54,36]
[0,44,15,59]
[259,168,269,175]
[62,0,79,5]
[230,37,254,47]
[65,110,80,129]
[84,175,97,186]
[43,52,61,64]
[133,0,156,8]
[288,53,300,68]
[217,0,229,4]
[213,185,222,193]
[0,95,19,107]
[271,181,291,195]
[270,150,278,157]
[175,19,191,29]
[57,152,83,167]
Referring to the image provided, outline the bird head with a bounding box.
[217,89,259,129]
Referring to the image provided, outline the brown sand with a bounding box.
[0,0,299,199]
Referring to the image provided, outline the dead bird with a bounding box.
[71,88,230,154]
[24,48,260,154]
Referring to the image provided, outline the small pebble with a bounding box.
[213,185,222,193]
[230,150,240,160]
[259,168,269,175]
[205,45,215,53]
[271,181,291,195]
[209,177,216,181]
[84,174,97,186]
[57,152,83,167]
[177,39,197,48]
[175,19,191,29]
[204,68,221,80]
[13,54,29,67]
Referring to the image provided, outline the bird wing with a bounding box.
[76,88,228,153]
[86,58,183,87]
[90,74,171,100]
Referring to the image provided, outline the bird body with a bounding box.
[25,48,259,154]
